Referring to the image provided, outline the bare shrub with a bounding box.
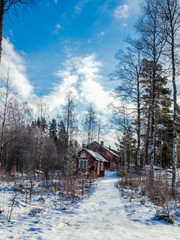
[29,207,44,216]
[118,168,177,224]
[145,174,171,207]
[60,176,79,203]
[8,193,18,222]
[118,170,142,191]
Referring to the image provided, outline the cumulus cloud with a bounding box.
[0,38,131,147]
[0,39,114,120]
[0,38,36,102]
[114,5,129,19]
[44,54,114,116]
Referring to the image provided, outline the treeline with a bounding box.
[0,90,80,178]
[0,73,104,177]
[111,0,180,193]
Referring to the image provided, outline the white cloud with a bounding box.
[114,5,129,19]
[126,0,141,16]
[44,54,114,116]
[0,39,113,119]
[54,0,58,4]
[0,38,36,102]
[0,39,128,148]
[56,24,61,29]
[52,24,62,35]
[74,0,90,14]
[80,78,113,111]
[100,31,105,36]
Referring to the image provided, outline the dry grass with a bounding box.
[118,168,180,224]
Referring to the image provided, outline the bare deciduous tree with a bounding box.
[62,90,78,148]
[83,104,97,145]
[0,69,15,169]
[113,40,144,167]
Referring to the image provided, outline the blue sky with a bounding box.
[3,0,141,95]
[1,0,142,145]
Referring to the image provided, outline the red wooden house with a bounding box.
[74,148,108,177]
[89,141,119,170]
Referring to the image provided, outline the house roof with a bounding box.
[102,146,119,157]
[90,141,119,157]
[76,148,108,162]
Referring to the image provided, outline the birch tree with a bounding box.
[62,90,77,148]
[0,69,14,169]
[110,103,135,169]
[36,98,47,174]
[158,0,180,194]
[113,41,143,167]
[136,0,166,173]
[83,104,97,145]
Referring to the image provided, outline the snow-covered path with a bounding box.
[1,171,180,239]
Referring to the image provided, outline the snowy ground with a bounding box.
[0,171,180,240]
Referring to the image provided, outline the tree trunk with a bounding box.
[145,109,151,165]
[137,76,141,167]
[150,67,156,174]
[171,35,177,195]
[0,0,4,63]
[0,76,9,170]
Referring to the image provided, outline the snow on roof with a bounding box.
[77,148,108,162]
[85,148,108,162]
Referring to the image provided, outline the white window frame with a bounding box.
[79,159,88,169]
[101,162,104,171]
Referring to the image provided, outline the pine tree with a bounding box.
[141,59,173,167]
[49,119,58,143]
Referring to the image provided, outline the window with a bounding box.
[79,159,88,169]
[101,162,104,171]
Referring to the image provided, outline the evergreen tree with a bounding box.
[136,0,167,173]
[49,119,58,143]
[141,59,173,167]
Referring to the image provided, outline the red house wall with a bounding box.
[96,146,117,170]
[89,142,118,170]
[74,150,105,177]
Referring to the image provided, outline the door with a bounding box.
[97,161,100,176]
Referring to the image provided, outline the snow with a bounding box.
[0,171,180,239]
[77,148,108,162]
[84,148,108,162]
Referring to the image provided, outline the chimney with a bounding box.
[101,141,104,146]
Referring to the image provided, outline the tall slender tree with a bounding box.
[62,90,77,147]
[83,104,97,145]
[0,69,14,169]
[113,40,143,167]
[136,0,166,173]
[158,0,180,194]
